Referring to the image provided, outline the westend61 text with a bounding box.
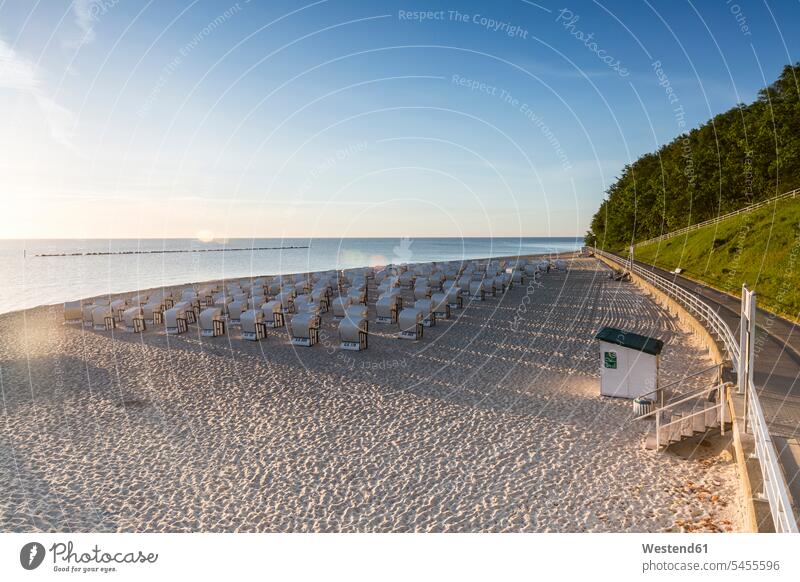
[642,543,708,554]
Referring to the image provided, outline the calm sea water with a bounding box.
[0,237,581,314]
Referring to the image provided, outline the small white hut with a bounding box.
[594,326,663,399]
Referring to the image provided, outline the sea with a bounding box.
[0,237,582,314]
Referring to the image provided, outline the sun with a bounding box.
[196,230,215,243]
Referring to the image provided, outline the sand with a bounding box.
[0,257,741,532]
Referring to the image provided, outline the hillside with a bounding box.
[633,195,800,321]
[586,63,800,250]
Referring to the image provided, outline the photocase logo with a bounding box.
[392,237,413,264]
[20,542,46,570]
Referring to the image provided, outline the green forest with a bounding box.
[585,63,800,250]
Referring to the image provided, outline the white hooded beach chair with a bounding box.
[142,301,164,325]
[414,278,431,300]
[332,296,352,320]
[397,307,423,340]
[212,292,233,315]
[445,284,462,309]
[173,300,197,324]
[64,301,82,323]
[457,275,471,297]
[339,314,368,351]
[430,292,451,320]
[122,306,145,333]
[312,280,332,299]
[375,291,401,324]
[524,264,538,278]
[241,309,267,341]
[377,276,399,295]
[289,312,320,347]
[414,299,436,327]
[228,300,247,325]
[197,286,215,307]
[511,270,524,285]
[92,305,115,331]
[110,299,127,320]
[164,304,190,335]
[345,304,368,321]
[398,271,415,289]
[181,289,201,310]
[262,300,285,328]
[248,295,267,310]
[310,288,330,312]
[295,294,322,316]
[199,307,225,337]
[347,287,367,305]
[277,291,295,314]
[555,259,568,271]
[294,280,308,296]
[149,290,174,309]
[493,275,506,295]
[82,304,96,327]
[469,280,486,301]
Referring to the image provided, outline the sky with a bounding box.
[0,0,798,240]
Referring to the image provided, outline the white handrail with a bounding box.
[637,382,725,420]
[592,247,798,533]
[747,380,798,533]
[632,187,800,249]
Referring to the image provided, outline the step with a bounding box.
[668,414,683,443]
[680,415,694,437]
[692,408,706,433]
[644,420,670,450]
[704,402,719,427]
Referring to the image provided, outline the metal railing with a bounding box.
[747,380,798,532]
[592,247,798,533]
[636,362,723,413]
[594,248,740,368]
[632,187,800,249]
[637,382,728,450]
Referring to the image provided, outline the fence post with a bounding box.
[655,410,660,449]
[738,284,748,395]
[745,290,756,434]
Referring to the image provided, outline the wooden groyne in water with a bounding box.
[35,246,309,258]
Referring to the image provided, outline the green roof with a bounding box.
[594,327,664,356]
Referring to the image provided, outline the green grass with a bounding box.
[632,196,800,322]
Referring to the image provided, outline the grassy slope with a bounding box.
[632,196,800,322]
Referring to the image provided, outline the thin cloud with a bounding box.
[69,0,99,47]
[0,37,76,148]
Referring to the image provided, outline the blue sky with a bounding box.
[1,0,798,239]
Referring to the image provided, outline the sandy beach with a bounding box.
[0,257,741,532]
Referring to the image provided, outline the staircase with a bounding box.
[639,382,733,450]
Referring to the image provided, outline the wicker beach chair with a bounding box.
[289,312,320,347]
[397,307,423,340]
[241,309,267,341]
[199,307,225,337]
